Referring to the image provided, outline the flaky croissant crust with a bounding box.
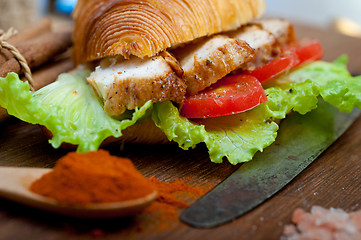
[72,0,266,65]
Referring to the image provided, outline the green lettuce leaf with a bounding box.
[276,55,351,86]
[153,57,361,164]
[151,81,321,164]
[0,72,152,152]
[1,56,360,164]
[276,56,361,112]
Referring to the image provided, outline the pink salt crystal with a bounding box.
[333,231,355,240]
[292,208,309,224]
[283,207,361,240]
[311,206,348,224]
[297,217,316,232]
[283,224,297,236]
[302,228,333,240]
[349,229,361,239]
[349,210,361,229]
[311,206,350,232]
[318,221,346,232]
[292,235,314,240]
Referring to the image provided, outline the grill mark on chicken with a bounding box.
[172,35,255,95]
[88,55,186,116]
[159,51,184,78]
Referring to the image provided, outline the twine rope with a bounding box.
[0,28,34,91]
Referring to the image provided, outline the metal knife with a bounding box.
[180,99,361,228]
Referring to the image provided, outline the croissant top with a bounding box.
[72,0,266,65]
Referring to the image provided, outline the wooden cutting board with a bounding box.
[1,24,361,240]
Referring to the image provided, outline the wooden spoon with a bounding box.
[0,167,158,218]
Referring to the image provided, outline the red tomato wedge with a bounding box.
[180,75,268,118]
[180,38,323,119]
[291,38,324,67]
[248,51,299,84]
[247,38,323,84]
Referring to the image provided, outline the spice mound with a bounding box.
[282,206,361,240]
[30,150,156,205]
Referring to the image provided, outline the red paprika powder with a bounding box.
[138,177,216,231]
[30,149,156,205]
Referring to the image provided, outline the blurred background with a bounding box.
[0,0,75,31]
[0,0,360,73]
[265,0,361,38]
[0,0,360,38]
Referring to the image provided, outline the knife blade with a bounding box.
[180,99,361,228]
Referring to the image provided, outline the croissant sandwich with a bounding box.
[1,0,361,164]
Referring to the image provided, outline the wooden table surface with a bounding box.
[1,22,361,240]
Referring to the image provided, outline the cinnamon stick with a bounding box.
[0,18,73,123]
[0,31,72,78]
[7,18,52,45]
[0,18,52,66]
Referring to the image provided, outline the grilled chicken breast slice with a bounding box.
[89,18,296,116]
[88,55,186,116]
[252,18,296,46]
[172,35,255,95]
[227,25,282,71]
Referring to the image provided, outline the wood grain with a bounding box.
[1,23,361,240]
[0,111,361,240]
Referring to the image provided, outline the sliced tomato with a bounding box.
[180,38,323,119]
[247,51,299,84]
[180,75,268,118]
[291,38,324,67]
[247,38,323,84]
